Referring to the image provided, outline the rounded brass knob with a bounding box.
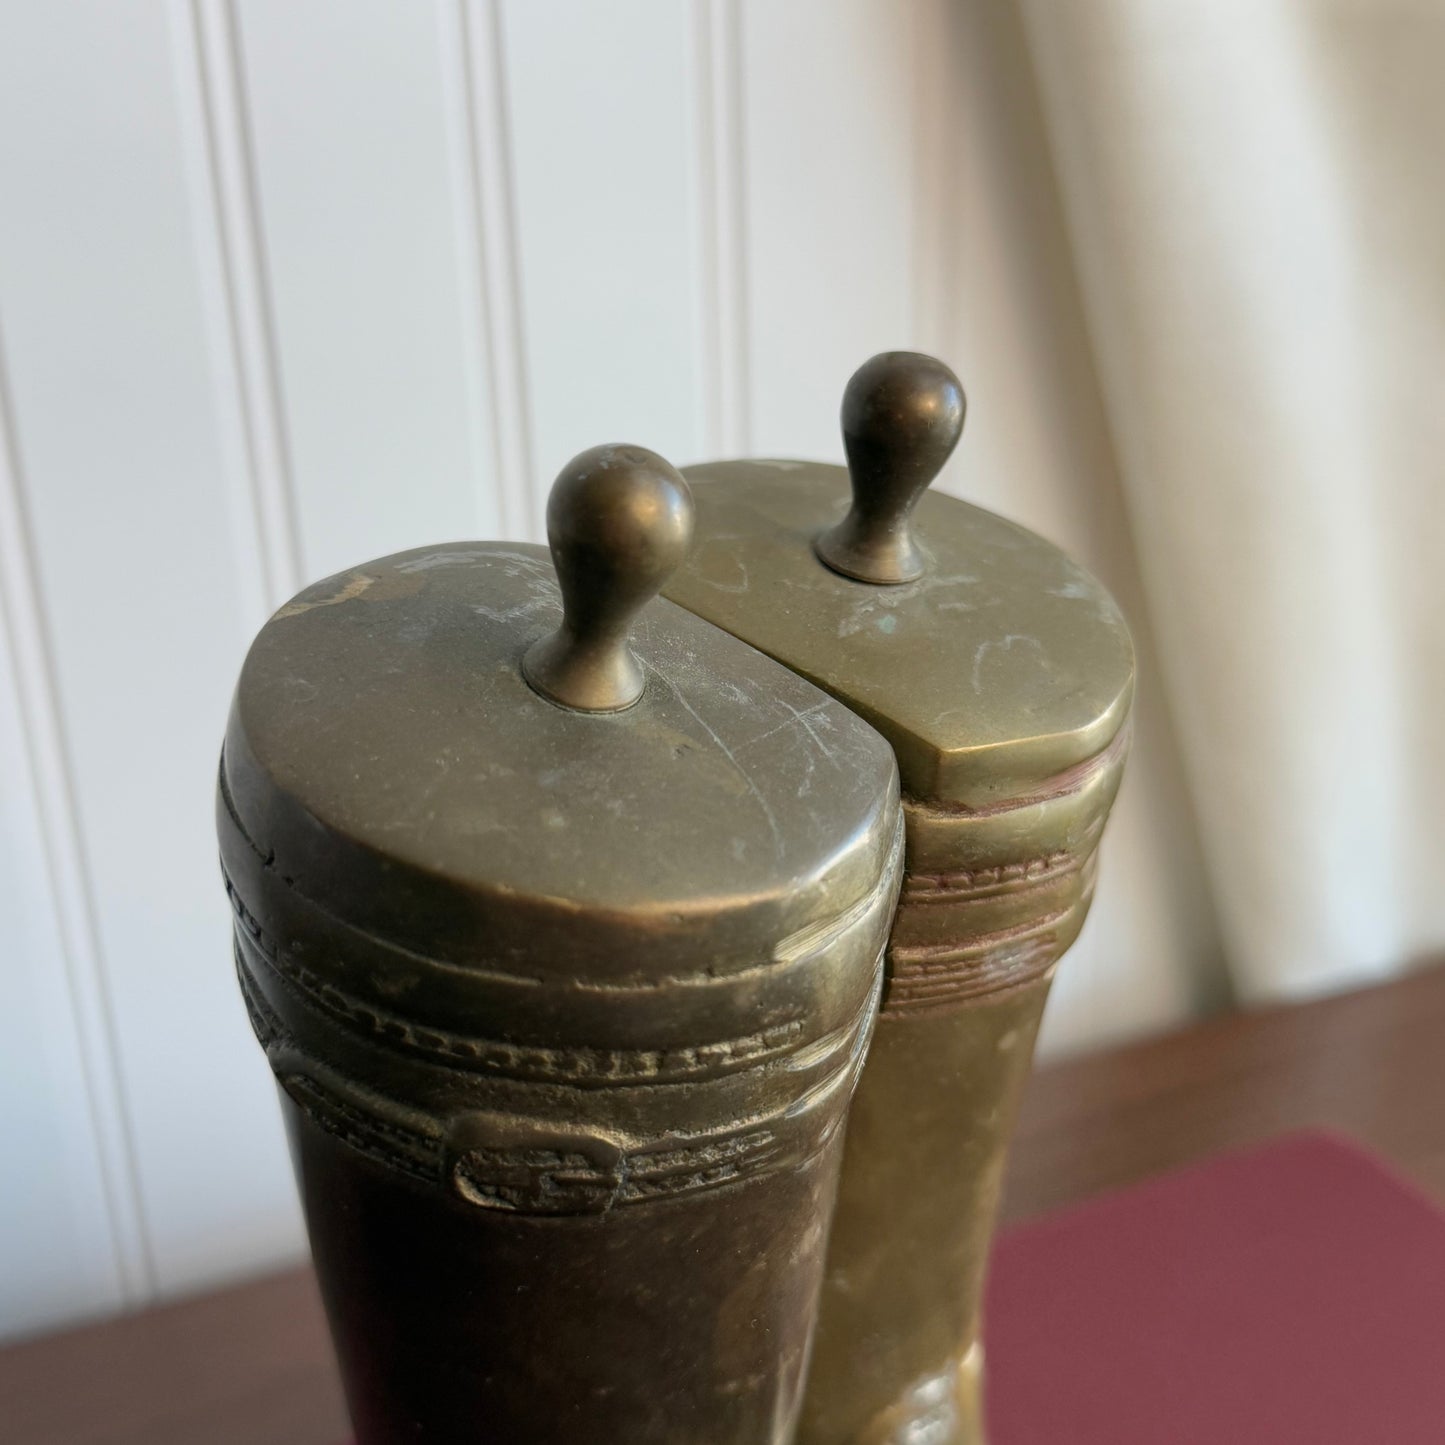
[815,351,966,585]
[523,444,694,713]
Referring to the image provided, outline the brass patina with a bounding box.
[218,445,904,1444]
[663,355,1135,1444]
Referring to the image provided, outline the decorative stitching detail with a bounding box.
[285,1072,441,1187]
[235,954,443,1184]
[451,1126,788,1215]
[237,954,849,1212]
[232,929,884,1213]
[882,856,1097,1017]
[225,872,808,1086]
[236,940,283,1048]
[902,851,1079,901]
[884,936,1061,1017]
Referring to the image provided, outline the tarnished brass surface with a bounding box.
[662,355,1134,1444]
[218,451,904,1443]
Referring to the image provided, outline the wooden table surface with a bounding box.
[7,962,1445,1445]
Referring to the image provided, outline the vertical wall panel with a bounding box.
[447,0,535,541]
[174,0,303,624]
[740,0,920,458]
[234,0,498,579]
[0,1,302,1305]
[0,492,128,1337]
[694,0,749,458]
[499,0,709,512]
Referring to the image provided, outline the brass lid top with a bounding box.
[220,445,900,1010]
[662,354,1135,804]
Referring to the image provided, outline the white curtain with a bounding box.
[1019,0,1445,1002]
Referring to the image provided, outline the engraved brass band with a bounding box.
[223,777,902,1218]
[882,725,1127,1017]
[236,930,883,1216]
[226,872,816,1089]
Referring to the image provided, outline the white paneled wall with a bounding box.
[0,0,1217,1340]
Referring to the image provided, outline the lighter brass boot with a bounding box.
[663,353,1134,1444]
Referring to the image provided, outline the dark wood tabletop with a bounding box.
[6,962,1445,1445]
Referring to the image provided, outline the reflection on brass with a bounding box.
[218,447,904,1443]
[663,353,1134,1444]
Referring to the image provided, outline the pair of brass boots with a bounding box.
[218,353,1132,1444]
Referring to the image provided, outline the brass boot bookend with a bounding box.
[217,445,904,1443]
[663,353,1135,1444]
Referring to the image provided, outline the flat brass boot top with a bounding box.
[665,354,1133,806]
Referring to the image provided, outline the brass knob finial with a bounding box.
[815,351,966,585]
[523,444,694,713]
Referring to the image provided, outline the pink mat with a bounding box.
[336,1132,1445,1441]
[983,1131,1445,1443]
